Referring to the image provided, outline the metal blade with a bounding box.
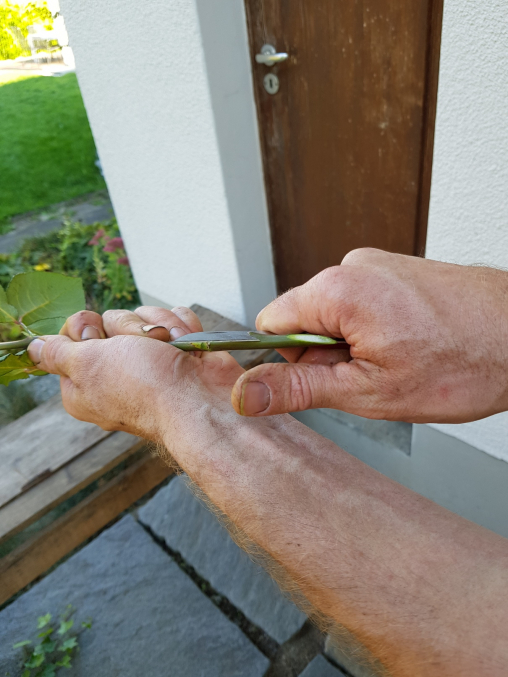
[172,331,259,343]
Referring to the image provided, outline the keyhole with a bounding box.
[263,73,280,95]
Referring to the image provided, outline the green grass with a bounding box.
[0,72,105,228]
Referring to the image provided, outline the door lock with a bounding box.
[256,44,287,95]
[263,73,280,95]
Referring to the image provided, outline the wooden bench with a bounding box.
[0,305,274,606]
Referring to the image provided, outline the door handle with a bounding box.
[255,44,288,67]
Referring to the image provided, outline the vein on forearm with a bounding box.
[160,403,508,677]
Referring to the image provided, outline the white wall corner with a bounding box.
[60,0,276,327]
[194,0,276,326]
[425,0,508,460]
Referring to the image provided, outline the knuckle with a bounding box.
[102,308,122,322]
[171,305,189,315]
[341,247,380,266]
[42,337,63,368]
[287,366,315,410]
[315,265,343,289]
[73,310,91,323]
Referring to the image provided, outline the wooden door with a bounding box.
[245,0,443,292]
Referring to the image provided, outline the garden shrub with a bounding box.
[0,219,140,329]
[0,1,53,61]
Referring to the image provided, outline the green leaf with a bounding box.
[0,285,18,324]
[0,351,47,386]
[28,317,67,336]
[22,670,31,677]
[37,628,54,639]
[81,619,92,629]
[37,613,52,629]
[13,640,32,649]
[55,654,72,668]
[40,637,56,653]
[58,637,77,652]
[57,619,74,635]
[24,652,44,668]
[6,273,85,333]
[40,665,56,677]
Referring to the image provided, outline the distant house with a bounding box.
[61,0,508,535]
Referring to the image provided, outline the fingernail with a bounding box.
[142,324,168,337]
[169,326,187,341]
[81,325,101,340]
[28,338,45,364]
[241,381,270,416]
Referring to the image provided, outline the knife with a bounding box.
[169,331,348,352]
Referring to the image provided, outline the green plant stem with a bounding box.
[0,336,34,351]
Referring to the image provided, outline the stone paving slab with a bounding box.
[0,515,269,677]
[139,475,306,644]
[299,655,347,677]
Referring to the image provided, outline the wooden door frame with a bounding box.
[414,0,444,256]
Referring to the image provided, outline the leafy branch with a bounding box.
[0,272,85,386]
[12,605,92,676]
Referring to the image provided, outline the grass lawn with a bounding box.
[0,72,105,229]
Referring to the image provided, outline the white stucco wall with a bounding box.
[59,0,275,326]
[426,0,508,461]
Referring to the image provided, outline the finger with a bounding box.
[274,345,351,365]
[102,309,170,341]
[295,346,351,365]
[134,305,202,339]
[28,335,76,377]
[59,310,106,341]
[256,266,345,338]
[168,306,203,333]
[231,360,368,417]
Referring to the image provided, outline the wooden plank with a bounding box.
[191,304,226,331]
[0,305,274,547]
[0,394,111,509]
[0,432,144,543]
[0,453,172,606]
[0,306,224,515]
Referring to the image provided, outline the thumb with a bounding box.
[231,361,364,417]
[27,334,76,377]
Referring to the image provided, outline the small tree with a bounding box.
[0,1,53,61]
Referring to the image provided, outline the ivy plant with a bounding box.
[12,606,92,677]
[0,271,85,386]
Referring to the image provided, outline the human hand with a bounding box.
[27,306,244,442]
[231,248,508,423]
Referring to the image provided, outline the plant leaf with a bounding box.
[37,613,52,629]
[28,317,67,336]
[0,352,47,386]
[40,664,56,677]
[0,285,18,324]
[55,654,72,668]
[25,651,44,668]
[57,619,74,635]
[58,637,77,652]
[37,628,54,639]
[6,273,85,333]
[13,640,32,648]
[22,670,31,677]
[40,637,56,653]
[81,619,92,629]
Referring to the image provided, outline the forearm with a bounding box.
[162,397,508,676]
